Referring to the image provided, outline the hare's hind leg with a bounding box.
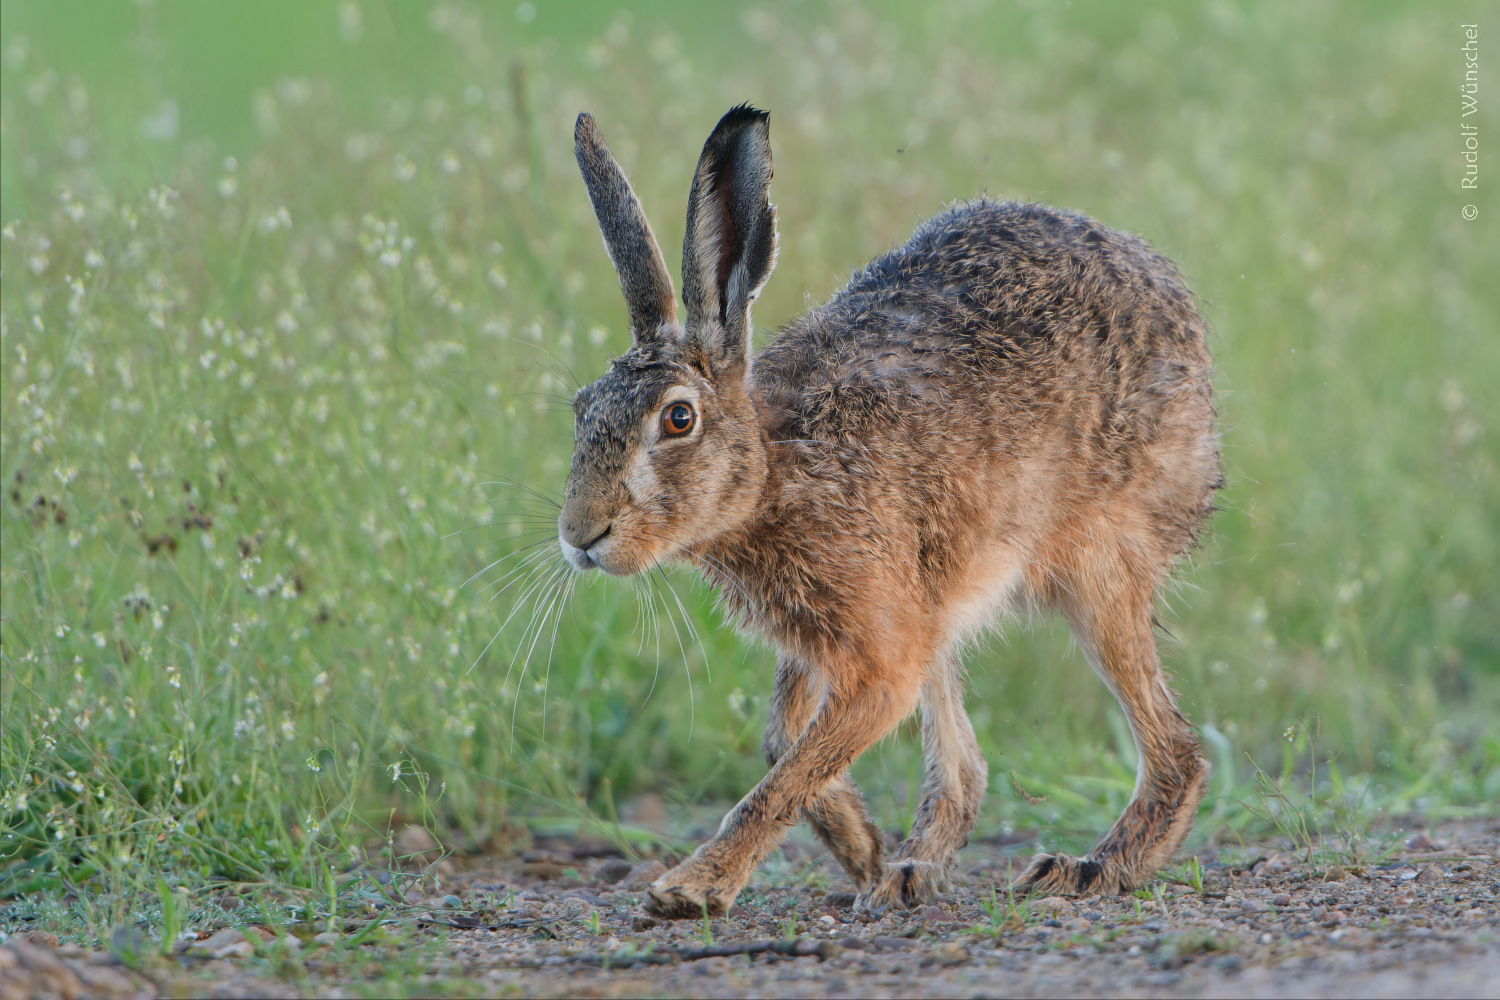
[764,656,885,890]
[858,652,987,910]
[1015,546,1209,896]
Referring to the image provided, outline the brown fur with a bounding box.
[560,107,1221,917]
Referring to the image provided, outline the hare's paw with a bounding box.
[642,861,738,919]
[854,860,950,911]
[1012,853,1127,896]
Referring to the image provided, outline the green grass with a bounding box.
[2,0,1497,956]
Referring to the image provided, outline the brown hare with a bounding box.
[559,105,1220,917]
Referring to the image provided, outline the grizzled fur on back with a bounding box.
[558,105,1221,918]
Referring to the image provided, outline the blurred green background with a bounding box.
[2,0,1496,900]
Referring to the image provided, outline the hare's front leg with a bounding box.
[645,670,918,919]
[858,653,987,910]
[1015,553,1209,896]
[764,656,885,889]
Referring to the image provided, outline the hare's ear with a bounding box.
[574,113,679,346]
[681,104,778,371]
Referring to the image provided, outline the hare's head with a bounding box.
[559,106,778,575]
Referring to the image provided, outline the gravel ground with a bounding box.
[7,819,1497,998]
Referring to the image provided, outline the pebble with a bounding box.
[871,935,914,951]
[1273,894,1292,906]
[596,858,635,884]
[1035,896,1075,917]
[931,941,971,966]
[920,904,948,924]
[191,928,248,959]
[621,859,668,888]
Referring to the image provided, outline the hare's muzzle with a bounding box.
[558,514,612,573]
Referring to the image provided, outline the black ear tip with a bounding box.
[575,112,598,143]
[714,103,770,136]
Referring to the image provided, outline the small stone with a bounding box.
[197,928,246,954]
[108,925,151,962]
[933,941,971,966]
[620,859,668,888]
[1415,864,1444,882]
[823,891,857,908]
[24,931,60,949]
[1323,865,1348,882]
[871,935,914,951]
[818,914,837,928]
[840,936,868,950]
[1405,831,1434,851]
[631,915,658,932]
[71,962,140,995]
[920,904,948,923]
[1035,896,1075,917]
[1218,953,1245,973]
[1272,893,1292,906]
[312,931,340,947]
[596,858,635,884]
[215,940,256,959]
[727,904,751,919]
[3,939,87,999]
[441,894,463,908]
[797,938,844,958]
[1238,898,1268,913]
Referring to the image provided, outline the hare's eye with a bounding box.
[661,402,696,437]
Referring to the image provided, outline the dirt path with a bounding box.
[7,820,1497,998]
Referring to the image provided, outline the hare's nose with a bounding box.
[579,525,612,550]
[559,509,612,550]
[559,519,612,572]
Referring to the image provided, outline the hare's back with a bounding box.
[757,198,1211,437]
[754,199,1218,552]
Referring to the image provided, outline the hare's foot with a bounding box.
[855,859,951,911]
[1012,853,1128,896]
[643,857,743,919]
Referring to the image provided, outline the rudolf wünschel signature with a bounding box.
[1460,23,1478,219]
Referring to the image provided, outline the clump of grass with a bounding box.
[970,887,1034,940]
[1245,720,1403,870]
[1160,857,1205,894]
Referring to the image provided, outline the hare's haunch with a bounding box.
[560,106,1220,917]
